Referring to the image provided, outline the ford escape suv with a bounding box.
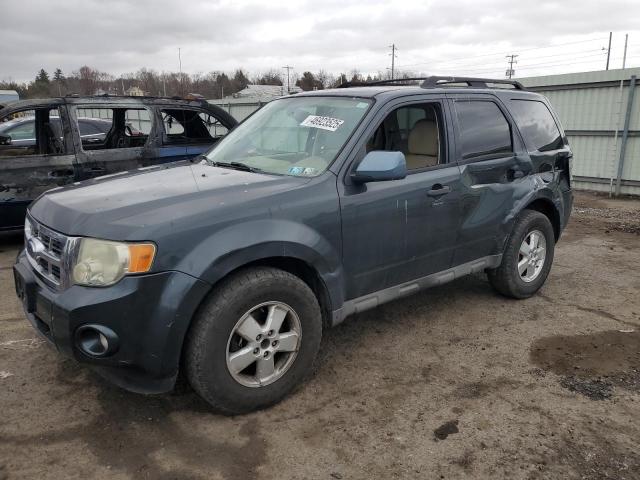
[13,76,573,414]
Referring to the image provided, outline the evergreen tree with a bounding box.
[53,68,65,82]
[36,69,50,83]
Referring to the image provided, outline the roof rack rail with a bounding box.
[337,77,431,88]
[61,93,208,102]
[337,76,525,90]
[420,76,525,90]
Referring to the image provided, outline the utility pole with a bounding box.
[388,44,397,79]
[178,47,183,95]
[282,65,293,93]
[606,32,612,70]
[505,54,518,79]
[622,33,629,69]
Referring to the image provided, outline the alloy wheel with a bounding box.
[226,301,302,387]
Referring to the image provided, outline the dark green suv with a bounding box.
[14,77,573,414]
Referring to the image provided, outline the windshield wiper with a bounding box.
[209,161,264,173]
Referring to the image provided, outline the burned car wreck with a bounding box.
[0,95,237,230]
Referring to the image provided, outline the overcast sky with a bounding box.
[2,0,639,83]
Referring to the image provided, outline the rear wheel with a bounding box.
[185,267,322,414]
[488,209,555,299]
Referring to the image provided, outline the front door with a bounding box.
[339,98,461,300]
[0,105,77,229]
[71,104,158,179]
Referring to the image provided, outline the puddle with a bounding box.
[434,419,459,440]
[530,330,640,399]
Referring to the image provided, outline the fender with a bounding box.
[173,218,346,311]
[499,172,565,249]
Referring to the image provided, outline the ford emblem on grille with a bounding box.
[27,237,46,260]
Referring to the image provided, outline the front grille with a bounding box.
[25,215,70,289]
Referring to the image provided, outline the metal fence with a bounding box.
[521,68,640,196]
[207,99,267,122]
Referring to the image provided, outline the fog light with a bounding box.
[99,333,109,351]
[75,324,119,357]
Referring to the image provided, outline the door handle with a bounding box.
[507,168,525,180]
[427,184,451,197]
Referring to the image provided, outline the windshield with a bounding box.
[204,96,372,177]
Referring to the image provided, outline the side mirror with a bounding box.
[0,135,11,146]
[351,151,407,183]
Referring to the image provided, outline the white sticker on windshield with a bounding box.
[300,115,344,132]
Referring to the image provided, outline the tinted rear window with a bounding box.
[454,101,512,160]
[509,99,563,152]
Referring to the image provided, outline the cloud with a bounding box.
[1,0,638,82]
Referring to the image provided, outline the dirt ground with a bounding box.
[1,191,639,480]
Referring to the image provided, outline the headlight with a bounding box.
[72,238,156,287]
[24,216,32,245]
[24,216,32,236]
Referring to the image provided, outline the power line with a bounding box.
[423,48,604,70]
[422,53,640,79]
[396,36,608,68]
[460,56,632,77]
[426,51,611,76]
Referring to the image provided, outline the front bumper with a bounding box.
[13,250,210,394]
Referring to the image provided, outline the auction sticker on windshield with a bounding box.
[300,115,344,132]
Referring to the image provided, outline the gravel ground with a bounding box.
[1,190,639,480]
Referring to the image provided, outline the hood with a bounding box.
[30,161,309,240]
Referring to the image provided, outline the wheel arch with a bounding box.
[214,255,336,329]
[523,196,561,241]
[173,247,340,387]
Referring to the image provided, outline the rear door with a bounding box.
[71,104,158,178]
[447,94,533,264]
[0,105,77,229]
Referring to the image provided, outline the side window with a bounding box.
[364,103,444,171]
[78,120,104,136]
[199,112,228,138]
[0,108,65,157]
[75,107,152,150]
[454,100,512,160]
[7,120,35,140]
[396,107,427,141]
[161,109,218,145]
[508,99,563,152]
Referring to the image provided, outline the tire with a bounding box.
[488,209,555,299]
[185,267,322,415]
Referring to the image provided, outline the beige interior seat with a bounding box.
[405,119,439,170]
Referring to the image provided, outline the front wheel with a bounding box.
[185,267,323,414]
[488,209,555,299]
